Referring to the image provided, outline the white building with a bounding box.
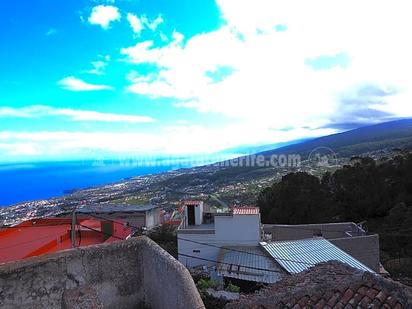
[177,201,379,285]
[177,201,261,268]
[78,203,161,230]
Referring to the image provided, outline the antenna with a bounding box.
[71,210,76,248]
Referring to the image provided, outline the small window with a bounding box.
[193,249,200,253]
[313,229,322,237]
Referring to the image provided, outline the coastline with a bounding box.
[0,161,183,207]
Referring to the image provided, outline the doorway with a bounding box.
[187,205,195,225]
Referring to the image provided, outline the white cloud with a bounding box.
[0,124,333,159]
[85,61,106,75]
[84,54,111,75]
[0,105,155,123]
[127,13,144,35]
[126,13,164,36]
[121,0,412,133]
[141,14,164,31]
[88,5,120,29]
[58,76,113,91]
[159,32,169,42]
[121,40,162,64]
[45,28,57,36]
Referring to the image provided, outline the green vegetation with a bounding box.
[147,225,177,258]
[195,278,240,309]
[197,278,222,290]
[111,197,150,204]
[196,278,239,293]
[257,152,412,279]
[225,282,240,293]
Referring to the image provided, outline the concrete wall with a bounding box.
[263,223,380,272]
[264,222,364,241]
[215,214,260,243]
[195,202,204,225]
[142,237,204,309]
[153,208,161,228]
[92,210,161,230]
[0,237,204,309]
[143,208,161,230]
[331,234,380,272]
[178,233,221,268]
[183,202,204,226]
[178,214,261,268]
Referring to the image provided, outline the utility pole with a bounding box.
[71,210,76,248]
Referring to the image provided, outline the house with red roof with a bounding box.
[0,216,132,265]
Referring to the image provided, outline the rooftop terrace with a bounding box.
[78,203,159,214]
[0,237,204,309]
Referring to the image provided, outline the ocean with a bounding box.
[0,160,190,207]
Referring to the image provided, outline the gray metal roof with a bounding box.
[78,203,159,214]
[216,246,284,284]
[260,238,374,274]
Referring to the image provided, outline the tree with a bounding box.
[258,172,332,224]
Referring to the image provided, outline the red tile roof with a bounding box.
[226,261,412,308]
[233,207,260,215]
[183,200,203,206]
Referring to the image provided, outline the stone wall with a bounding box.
[0,237,204,309]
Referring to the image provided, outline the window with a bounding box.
[313,229,322,237]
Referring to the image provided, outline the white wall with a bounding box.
[214,214,260,244]
[195,202,203,225]
[183,202,204,226]
[146,212,154,229]
[145,209,161,229]
[178,213,261,268]
[178,233,220,268]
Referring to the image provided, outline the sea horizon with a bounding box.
[0,155,236,207]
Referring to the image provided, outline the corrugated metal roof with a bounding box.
[78,203,159,213]
[260,238,374,274]
[216,246,284,283]
[232,207,260,215]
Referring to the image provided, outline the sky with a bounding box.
[0,0,411,163]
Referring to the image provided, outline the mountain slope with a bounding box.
[220,138,312,156]
[258,119,412,158]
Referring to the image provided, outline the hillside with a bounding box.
[257,153,412,282]
[2,119,412,225]
[259,119,412,158]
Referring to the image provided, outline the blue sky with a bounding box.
[0,0,411,162]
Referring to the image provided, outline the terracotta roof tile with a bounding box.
[348,293,362,306]
[232,207,260,215]
[386,295,398,307]
[326,292,340,306]
[366,288,379,299]
[314,299,326,309]
[359,295,372,307]
[341,289,354,303]
[371,298,383,307]
[376,291,388,303]
[226,261,412,309]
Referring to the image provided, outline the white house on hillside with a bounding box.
[177,201,261,268]
[177,201,381,285]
